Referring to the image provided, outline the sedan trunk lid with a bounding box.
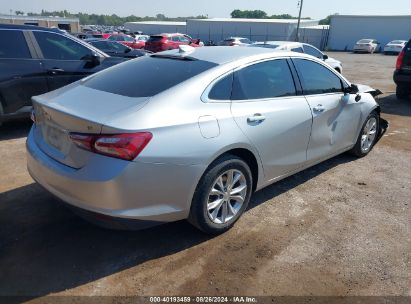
[32,83,150,168]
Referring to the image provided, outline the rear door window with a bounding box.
[303,45,323,59]
[208,74,233,100]
[33,31,93,60]
[83,56,218,97]
[231,59,296,100]
[291,47,304,53]
[0,30,31,59]
[293,59,343,95]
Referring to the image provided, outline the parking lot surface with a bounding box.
[0,52,410,301]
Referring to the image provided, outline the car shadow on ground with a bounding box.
[378,94,411,117]
[0,119,32,141]
[0,152,357,301]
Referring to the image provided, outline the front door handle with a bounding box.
[247,114,266,123]
[47,68,65,75]
[313,104,325,113]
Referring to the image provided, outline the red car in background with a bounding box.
[108,34,144,49]
[144,33,202,53]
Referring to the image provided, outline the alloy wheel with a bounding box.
[361,117,377,153]
[207,169,247,224]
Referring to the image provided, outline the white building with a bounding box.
[299,25,330,50]
[186,18,319,43]
[124,21,187,34]
[328,15,411,51]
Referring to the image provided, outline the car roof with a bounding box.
[225,37,248,40]
[254,41,302,47]
[84,38,107,42]
[0,23,62,33]
[154,46,310,65]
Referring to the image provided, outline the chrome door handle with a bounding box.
[247,114,266,123]
[313,104,325,113]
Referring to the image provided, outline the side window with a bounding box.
[124,36,134,42]
[108,35,116,41]
[232,59,296,100]
[303,45,323,59]
[291,47,304,53]
[109,42,127,51]
[180,36,190,43]
[91,41,107,49]
[293,59,343,95]
[172,36,180,42]
[240,38,251,44]
[0,30,31,59]
[208,73,233,100]
[34,31,93,60]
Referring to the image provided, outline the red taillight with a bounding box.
[69,132,152,161]
[396,50,405,70]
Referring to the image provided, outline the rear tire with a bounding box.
[349,112,380,157]
[396,85,410,100]
[188,155,253,234]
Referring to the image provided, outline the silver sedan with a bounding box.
[27,46,383,234]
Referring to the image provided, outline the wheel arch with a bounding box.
[206,146,262,192]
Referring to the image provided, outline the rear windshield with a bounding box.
[252,44,280,49]
[83,56,217,97]
[148,36,164,42]
[358,39,372,43]
[390,40,405,44]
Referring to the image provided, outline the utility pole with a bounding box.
[295,0,303,41]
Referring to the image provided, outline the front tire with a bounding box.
[188,155,253,234]
[396,85,410,100]
[349,112,380,157]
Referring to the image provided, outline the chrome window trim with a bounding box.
[202,56,296,103]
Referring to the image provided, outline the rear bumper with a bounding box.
[26,127,205,223]
[393,70,411,85]
[353,46,372,52]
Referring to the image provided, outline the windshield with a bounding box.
[358,39,372,44]
[251,44,280,49]
[83,56,217,97]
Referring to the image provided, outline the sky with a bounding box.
[0,0,410,20]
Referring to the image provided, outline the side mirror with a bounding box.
[343,84,359,94]
[322,54,329,60]
[82,53,101,67]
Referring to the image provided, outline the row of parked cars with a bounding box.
[353,39,408,54]
[0,23,410,126]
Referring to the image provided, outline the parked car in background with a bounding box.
[72,32,105,40]
[85,39,149,58]
[219,37,252,46]
[27,45,383,234]
[134,35,150,49]
[0,24,126,124]
[384,40,408,55]
[252,41,343,73]
[394,39,411,99]
[353,39,381,53]
[144,33,201,53]
[108,34,143,49]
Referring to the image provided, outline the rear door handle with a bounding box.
[313,104,325,113]
[47,68,65,75]
[247,114,266,123]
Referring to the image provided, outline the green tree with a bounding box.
[319,13,339,25]
[231,9,267,19]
